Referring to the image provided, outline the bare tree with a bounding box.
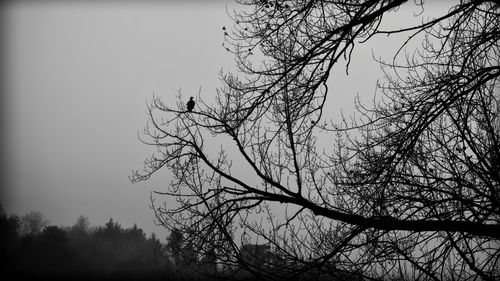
[71,215,90,235]
[132,1,499,280]
[20,211,49,236]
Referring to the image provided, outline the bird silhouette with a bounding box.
[186,97,195,112]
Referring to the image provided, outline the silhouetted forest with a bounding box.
[0,207,168,281]
[2,207,316,281]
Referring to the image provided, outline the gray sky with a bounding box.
[2,0,235,238]
[1,1,450,239]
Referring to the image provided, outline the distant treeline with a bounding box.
[0,209,292,281]
[0,209,167,281]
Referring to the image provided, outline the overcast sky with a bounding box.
[1,1,450,239]
[2,0,238,238]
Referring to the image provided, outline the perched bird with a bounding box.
[186,97,195,112]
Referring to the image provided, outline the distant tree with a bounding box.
[133,1,499,280]
[92,218,125,269]
[0,212,21,271]
[240,244,272,269]
[0,204,6,216]
[39,226,71,265]
[17,225,72,277]
[96,218,122,240]
[67,217,95,274]
[125,224,146,243]
[19,211,48,236]
[166,228,188,266]
[0,213,20,245]
[71,215,90,236]
[41,225,68,242]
